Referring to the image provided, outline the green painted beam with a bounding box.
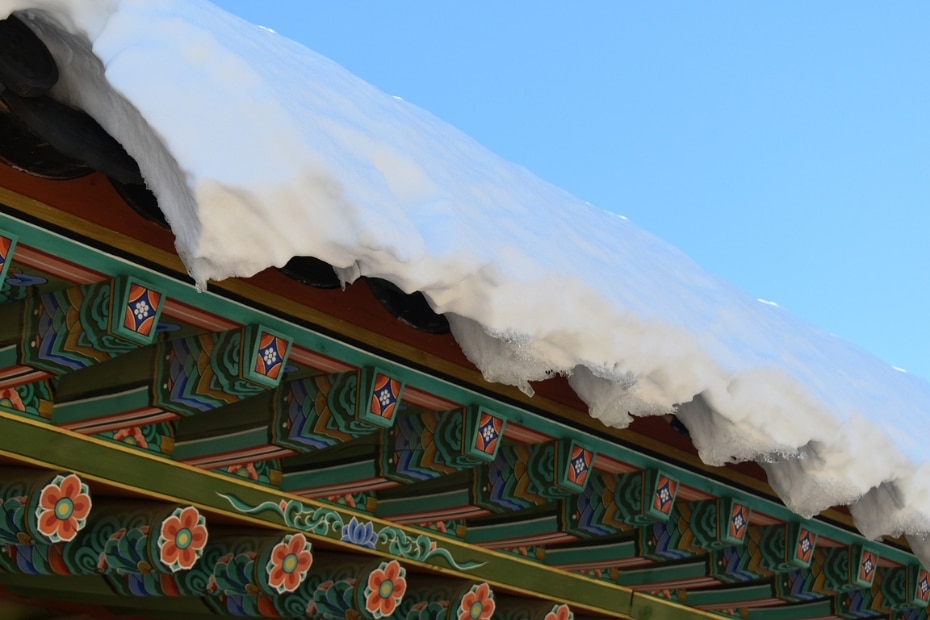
[0,411,725,619]
[679,582,775,607]
[544,538,638,567]
[742,599,835,620]
[616,560,710,587]
[466,511,563,546]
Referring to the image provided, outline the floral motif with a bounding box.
[134,299,150,320]
[916,569,930,603]
[220,494,486,571]
[369,374,400,420]
[795,528,815,564]
[254,333,287,380]
[327,493,357,509]
[651,475,678,518]
[341,517,378,549]
[545,604,573,620]
[0,387,25,412]
[157,506,208,572]
[364,560,407,618]
[227,462,259,480]
[457,583,495,620]
[567,446,592,487]
[728,504,749,540]
[113,426,148,448]
[34,473,92,543]
[123,284,161,337]
[473,412,503,458]
[266,533,313,594]
[859,551,877,582]
[263,346,279,366]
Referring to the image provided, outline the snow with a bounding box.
[7,0,930,556]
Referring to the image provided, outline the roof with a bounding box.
[6,0,930,559]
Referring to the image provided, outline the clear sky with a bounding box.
[212,1,930,381]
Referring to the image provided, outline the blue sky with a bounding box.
[213,1,930,381]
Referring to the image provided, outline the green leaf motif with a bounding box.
[218,493,484,571]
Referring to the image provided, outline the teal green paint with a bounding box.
[0,208,924,573]
[743,600,834,620]
[616,561,707,586]
[466,513,559,545]
[544,539,636,566]
[681,583,773,606]
[52,386,151,426]
[282,458,379,493]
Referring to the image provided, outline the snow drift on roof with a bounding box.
[7,0,930,556]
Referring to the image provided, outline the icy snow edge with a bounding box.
[8,0,930,554]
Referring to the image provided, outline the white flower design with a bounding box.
[134,300,150,320]
[377,387,393,407]
[732,511,745,531]
[262,346,278,366]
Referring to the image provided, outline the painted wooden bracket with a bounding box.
[641,497,751,563]
[473,439,596,514]
[153,323,292,414]
[833,587,881,619]
[51,323,289,434]
[0,276,163,408]
[275,367,404,452]
[173,366,401,471]
[563,468,679,538]
[871,564,930,611]
[709,522,817,587]
[380,405,506,485]
[376,438,595,532]
[688,497,752,550]
[812,544,882,593]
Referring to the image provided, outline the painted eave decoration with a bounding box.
[0,6,928,620]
